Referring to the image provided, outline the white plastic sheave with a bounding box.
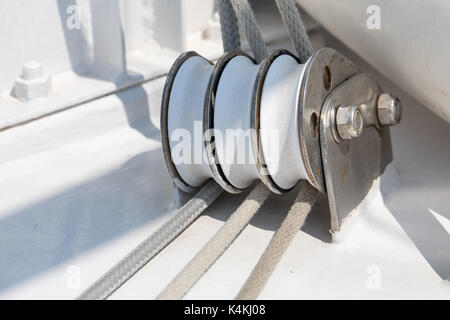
[214,55,260,189]
[167,56,213,187]
[260,54,309,189]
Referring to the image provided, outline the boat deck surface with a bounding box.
[0,28,449,300]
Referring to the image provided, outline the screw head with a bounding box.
[377,93,402,126]
[336,105,363,140]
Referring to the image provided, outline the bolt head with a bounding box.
[377,93,402,126]
[336,105,363,140]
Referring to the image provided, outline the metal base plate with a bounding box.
[320,73,393,232]
[299,48,361,193]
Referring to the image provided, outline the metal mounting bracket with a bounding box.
[299,48,361,193]
[320,73,393,232]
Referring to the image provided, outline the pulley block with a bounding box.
[161,48,401,232]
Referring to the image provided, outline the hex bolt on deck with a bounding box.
[13,61,52,102]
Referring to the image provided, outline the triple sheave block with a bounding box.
[161,47,399,232]
[162,49,316,195]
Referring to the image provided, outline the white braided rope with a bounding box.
[77,180,223,300]
[230,0,268,63]
[274,0,313,62]
[235,181,317,300]
[157,182,271,300]
[218,0,241,52]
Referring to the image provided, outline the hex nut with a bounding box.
[336,105,363,140]
[377,93,402,126]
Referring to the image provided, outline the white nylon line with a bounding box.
[236,181,317,299]
[157,182,271,300]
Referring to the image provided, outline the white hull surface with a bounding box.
[297,0,450,123]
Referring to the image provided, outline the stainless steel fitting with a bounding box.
[335,105,363,139]
[377,93,402,126]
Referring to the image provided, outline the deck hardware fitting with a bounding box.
[162,48,401,231]
[13,61,52,102]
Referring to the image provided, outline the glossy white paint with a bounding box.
[296,0,450,124]
[0,0,221,131]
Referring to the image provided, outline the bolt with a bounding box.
[21,61,44,80]
[13,61,51,102]
[377,93,402,126]
[336,105,363,140]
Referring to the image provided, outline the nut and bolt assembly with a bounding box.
[377,93,402,126]
[336,105,364,140]
[13,61,52,102]
[335,93,402,140]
